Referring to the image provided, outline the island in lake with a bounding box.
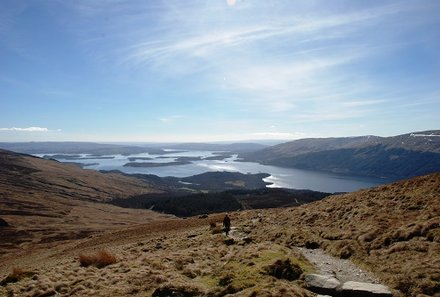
[123,161,191,167]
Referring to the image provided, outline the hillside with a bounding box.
[262,172,440,296]
[0,149,170,257]
[241,130,440,179]
[1,173,438,296]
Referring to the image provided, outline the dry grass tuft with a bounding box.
[78,249,117,268]
[263,259,303,281]
[0,267,35,286]
[209,221,223,234]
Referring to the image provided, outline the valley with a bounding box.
[0,162,438,296]
[0,134,439,296]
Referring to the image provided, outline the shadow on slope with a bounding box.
[110,188,331,217]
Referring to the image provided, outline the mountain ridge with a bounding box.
[240,130,440,179]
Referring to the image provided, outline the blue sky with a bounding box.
[1,0,439,142]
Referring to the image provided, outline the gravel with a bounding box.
[297,247,379,283]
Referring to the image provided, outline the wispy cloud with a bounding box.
[77,0,434,118]
[0,127,53,132]
[114,2,412,68]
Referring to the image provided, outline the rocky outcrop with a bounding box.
[304,274,392,297]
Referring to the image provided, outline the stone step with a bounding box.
[341,281,392,297]
[304,274,392,297]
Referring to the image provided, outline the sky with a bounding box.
[0,0,439,143]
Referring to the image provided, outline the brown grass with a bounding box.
[209,220,223,234]
[78,250,117,268]
[0,267,35,286]
[261,173,440,296]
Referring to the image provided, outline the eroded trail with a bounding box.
[297,247,379,283]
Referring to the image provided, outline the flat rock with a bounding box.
[304,274,341,295]
[341,281,392,297]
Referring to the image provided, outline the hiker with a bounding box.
[223,214,231,236]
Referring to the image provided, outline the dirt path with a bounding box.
[297,247,379,283]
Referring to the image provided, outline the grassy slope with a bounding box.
[0,214,316,297]
[262,173,440,296]
[0,149,170,257]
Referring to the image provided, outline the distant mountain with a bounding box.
[240,130,440,179]
[0,141,166,155]
[165,142,268,152]
[0,141,268,156]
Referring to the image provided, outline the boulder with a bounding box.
[304,274,341,295]
[341,281,392,297]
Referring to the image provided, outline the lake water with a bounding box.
[38,150,394,193]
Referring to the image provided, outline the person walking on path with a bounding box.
[223,214,231,236]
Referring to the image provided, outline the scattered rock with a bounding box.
[187,234,197,239]
[305,240,320,249]
[341,281,392,297]
[242,237,253,244]
[224,238,235,246]
[298,247,378,283]
[304,274,341,295]
[0,218,10,228]
[264,259,303,281]
[152,284,204,297]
